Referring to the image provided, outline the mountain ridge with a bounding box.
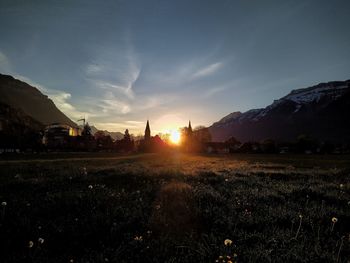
[0,73,77,127]
[209,79,350,143]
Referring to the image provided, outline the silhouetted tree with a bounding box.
[82,122,92,137]
[124,129,131,142]
[296,134,318,153]
[193,126,212,143]
[116,129,134,152]
[94,131,113,151]
[260,139,277,153]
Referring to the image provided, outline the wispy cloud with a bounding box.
[85,63,102,74]
[100,95,131,114]
[203,86,228,98]
[191,62,223,79]
[93,121,145,133]
[14,74,88,120]
[85,39,141,103]
[94,80,136,100]
[135,93,178,111]
[0,51,12,73]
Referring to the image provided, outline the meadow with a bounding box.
[0,153,349,262]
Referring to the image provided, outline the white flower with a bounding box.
[224,239,233,246]
[28,240,34,248]
[1,201,7,206]
[88,185,93,189]
[38,238,44,244]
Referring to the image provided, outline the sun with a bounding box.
[169,130,181,145]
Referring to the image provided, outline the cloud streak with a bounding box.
[192,62,223,79]
[14,74,88,120]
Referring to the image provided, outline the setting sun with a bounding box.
[169,130,181,145]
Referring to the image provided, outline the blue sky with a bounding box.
[0,0,349,134]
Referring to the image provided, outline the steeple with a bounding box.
[145,120,151,141]
[188,120,192,132]
[188,120,193,136]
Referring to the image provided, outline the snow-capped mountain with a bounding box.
[209,80,350,142]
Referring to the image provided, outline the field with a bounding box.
[0,153,349,263]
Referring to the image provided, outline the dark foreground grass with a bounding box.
[0,153,349,263]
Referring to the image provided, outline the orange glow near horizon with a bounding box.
[169,130,181,145]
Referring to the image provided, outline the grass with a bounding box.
[0,153,349,262]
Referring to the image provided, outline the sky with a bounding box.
[0,0,349,134]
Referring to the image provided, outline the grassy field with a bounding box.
[0,153,349,262]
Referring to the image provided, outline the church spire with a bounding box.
[187,120,193,137]
[145,120,151,141]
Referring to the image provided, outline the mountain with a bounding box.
[99,130,124,141]
[79,125,124,141]
[0,101,44,133]
[209,80,350,143]
[0,73,77,127]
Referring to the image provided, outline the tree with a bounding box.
[82,122,92,137]
[124,129,131,142]
[116,129,134,152]
[260,139,277,153]
[296,134,318,153]
[94,131,113,150]
[193,126,212,143]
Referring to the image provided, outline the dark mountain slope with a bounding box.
[209,80,350,143]
[0,74,77,127]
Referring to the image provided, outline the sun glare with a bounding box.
[169,130,181,145]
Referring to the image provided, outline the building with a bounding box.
[43,123,81,148]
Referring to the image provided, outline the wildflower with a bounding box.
[38,225,42,230]
[225,178,228,182]
[224,239,233,246]
[147,230,152,235]
[88,185,93,189]
[28,241,34,248]
[104,258,109,262]
[1,201,7,206]
[340,184,344,188]
[299,214,303,219]
[69,259,74,263]
[38,238,44,244]
[134,235,143,241]
[331,217,338,232]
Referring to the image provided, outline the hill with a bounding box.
[209,80,350,143]
[79,125,124,141]
[0,73,77,127]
